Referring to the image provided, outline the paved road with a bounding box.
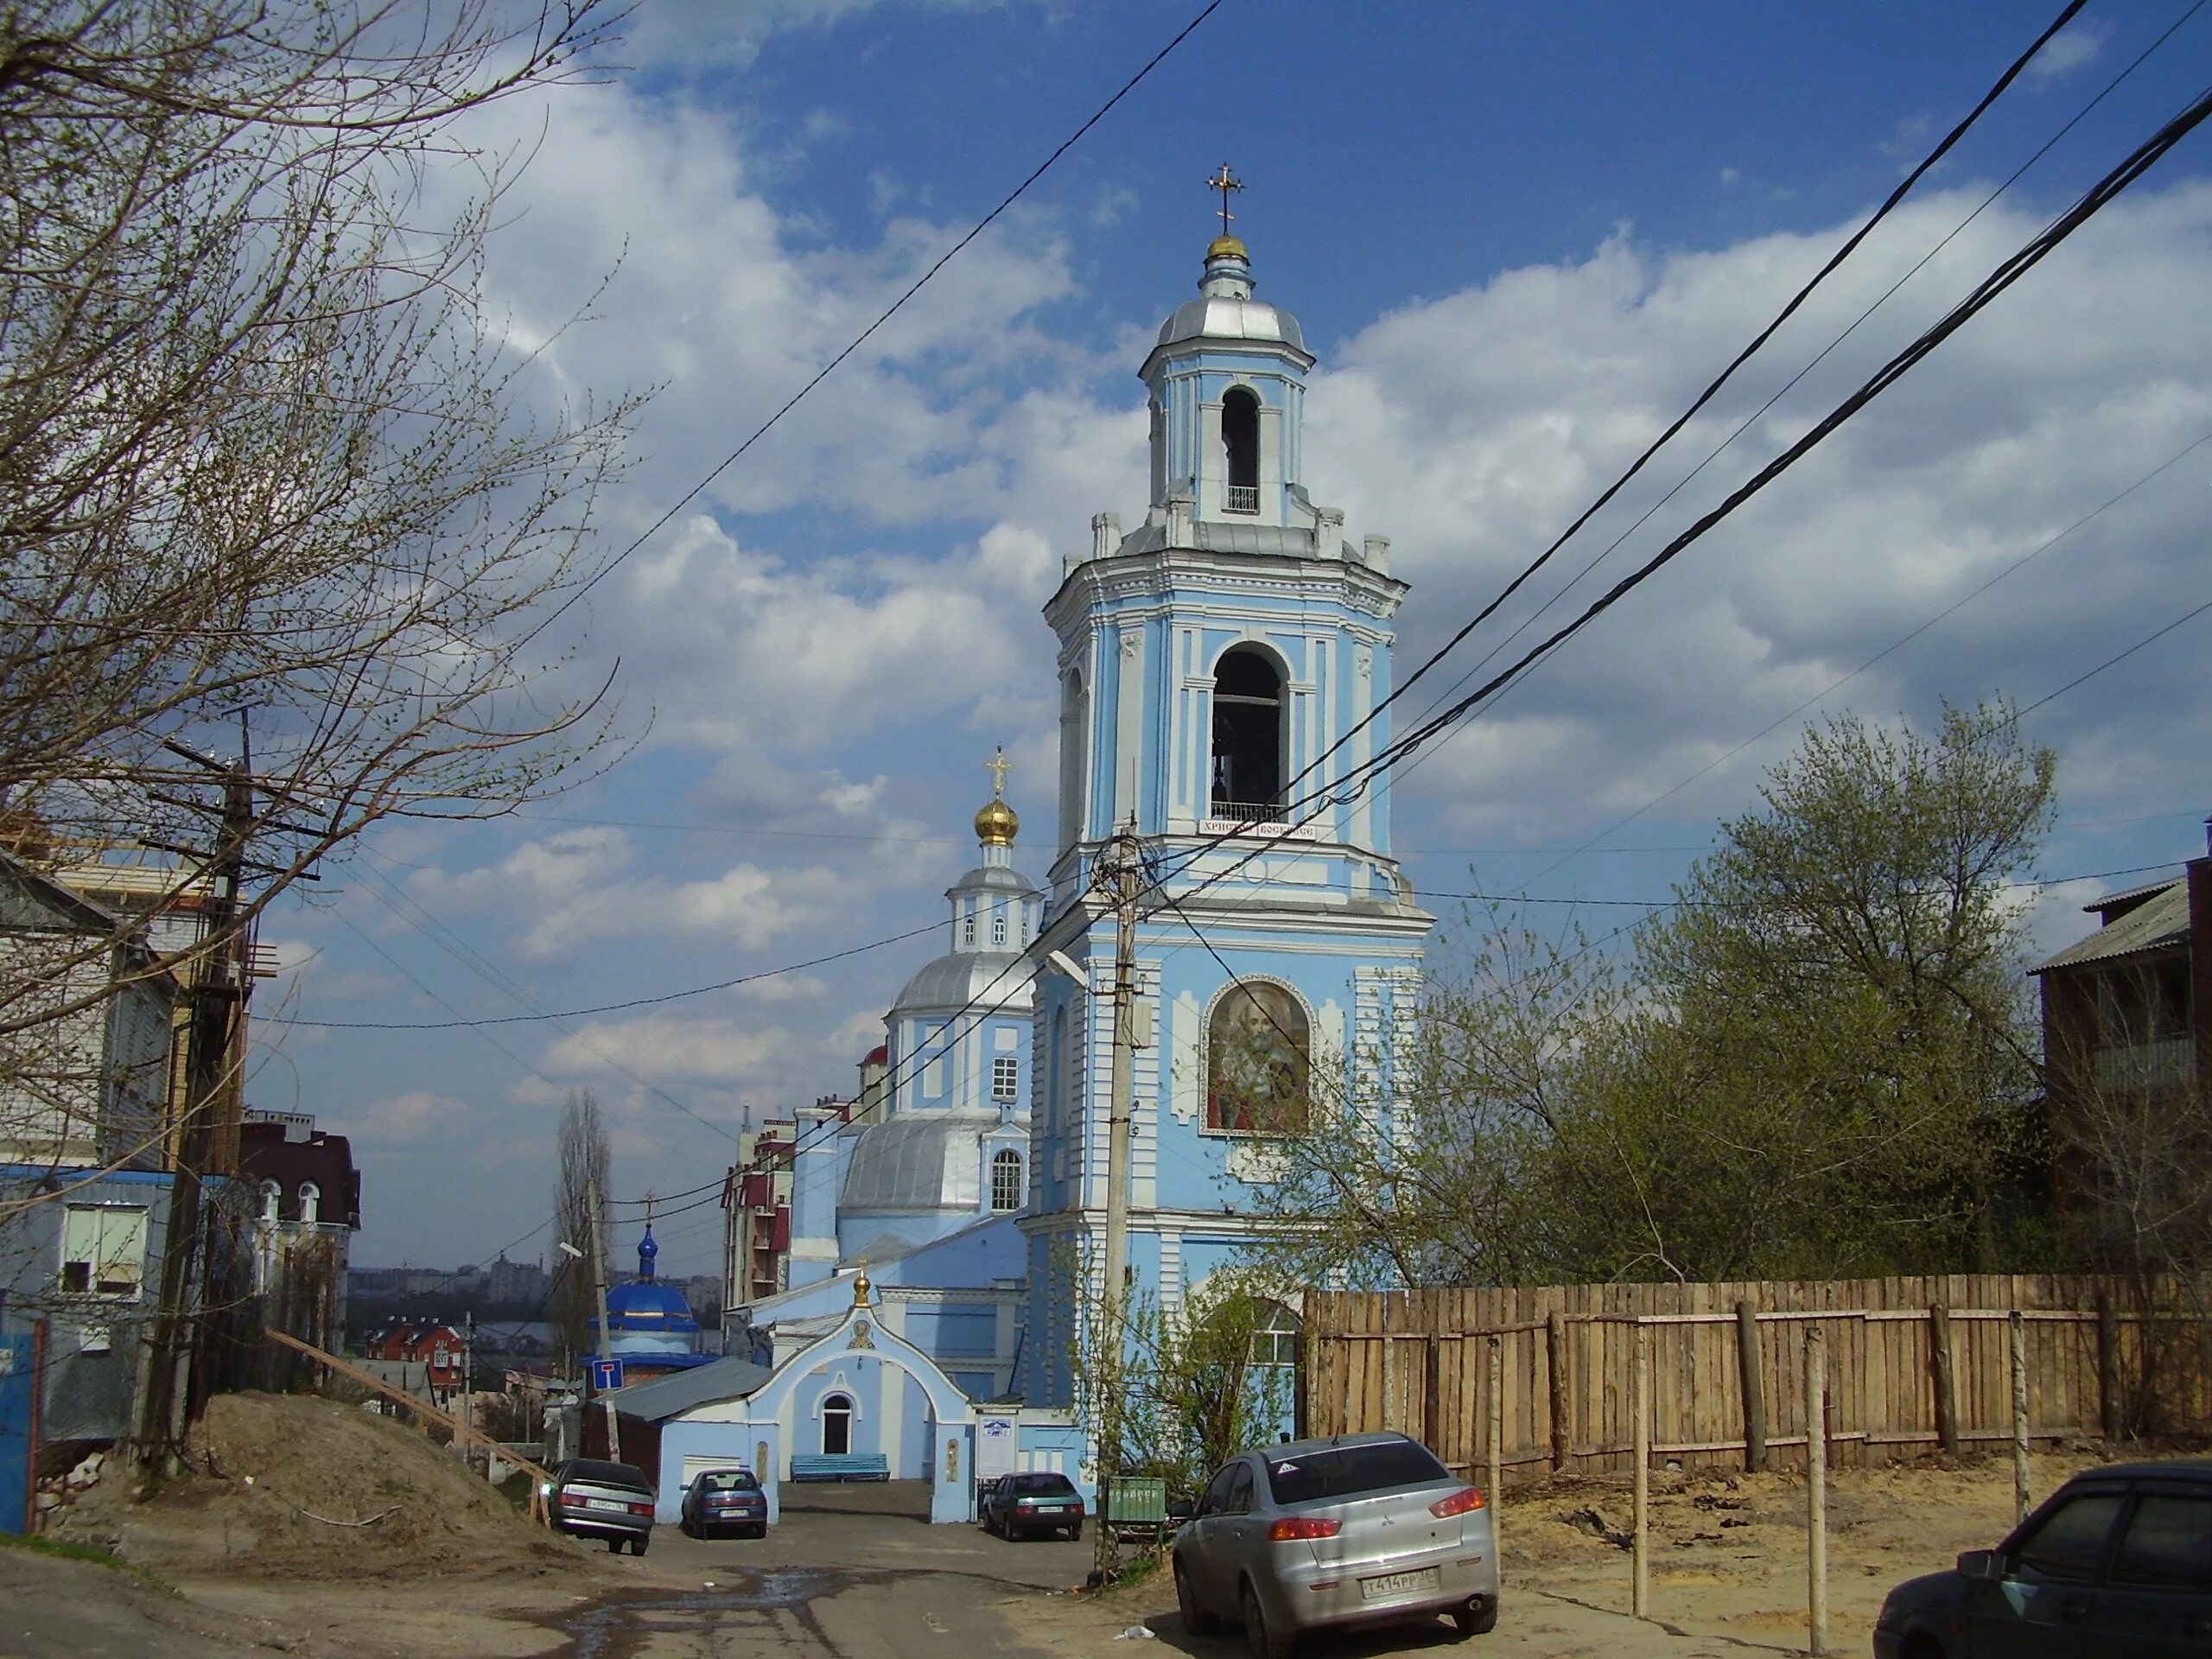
[540,1487,1779,1659]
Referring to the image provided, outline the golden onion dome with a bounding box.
[974,798,1020,846]
[1207,232,1248,262]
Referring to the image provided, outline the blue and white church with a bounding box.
[619,215,1428,1521]
[1022,220,1432,1408]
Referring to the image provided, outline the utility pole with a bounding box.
[137,759,252,1471]
[462,1310,476,1477]
[1093,818,1142,1581]
[1100,818,1140,1302]
[586,1173,621,1462]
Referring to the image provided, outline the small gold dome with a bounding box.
[975,798,1020,846]
[1207,232,1248,261]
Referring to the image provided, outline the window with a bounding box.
[298,1181,320,1226]
[60,1205,147,1297]
[1222,387,1259,512]
[1206,982,1310,1134]
[1210,647,1284,820]
[1266,1439,1452,1507]
[2012,1493,2125,1583]
[991,1148,1023,1211]
[259,1179,282,1224]
[992,1056,1020,1103]
[822,1392,854,1456]
[992,910,1007,946]
[2109,1494,2212,1589]
[1249,1300,1301,1369]
[1222,1463,1255,1515]
[963,911,976,945]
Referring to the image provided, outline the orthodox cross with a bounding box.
[986,745,1014,800]
[1206,163,1243,236]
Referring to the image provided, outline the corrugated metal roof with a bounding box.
[2034,878,2190,974]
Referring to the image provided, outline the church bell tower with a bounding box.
[1022,176,1433,1413]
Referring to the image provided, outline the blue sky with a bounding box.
[256,2,2212,1276]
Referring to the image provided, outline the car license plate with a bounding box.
[1039,1503,1070,1512]
[588,1497,626,1512]
[1359,1567,1440,1601]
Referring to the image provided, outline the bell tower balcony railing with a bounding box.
[1208,798,1286,825]
[1224,483,1260,513]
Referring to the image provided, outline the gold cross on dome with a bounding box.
[985,746,1014,800]
[1206,163,1243,235]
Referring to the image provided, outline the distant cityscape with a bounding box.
[346,1253,724,1325]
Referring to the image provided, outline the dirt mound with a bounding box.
[67,1391,585,1581]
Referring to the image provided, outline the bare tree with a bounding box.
[550,1088,608,1363]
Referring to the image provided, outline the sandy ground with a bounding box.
[21,1396,2138,1659]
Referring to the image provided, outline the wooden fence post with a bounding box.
[1631,1319,1649,1620]
[2011,1309,2031,1524]
[1547,1311,1570,1475]
[1807,1325,1828,1658]
[2096,1293,2120,1442]
[1486,1334,1503,1526]
[1930,1305,1959,1456]
[1736,1299,1766,1473]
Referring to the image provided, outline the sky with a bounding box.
[254,1,2212,1277]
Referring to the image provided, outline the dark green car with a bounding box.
[1873,1459,2212,1657]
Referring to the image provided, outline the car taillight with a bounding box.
[557,1492,589,1508]
[628,1501,653,1516]
[1268,1516,1343,1541]
[1430,1487,1488,1518]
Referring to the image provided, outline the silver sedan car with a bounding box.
[1171,1432,1498,1656]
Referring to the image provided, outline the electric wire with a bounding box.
[509,0,1230,655]
[1185,0,2091,874]
[1377,0,2209,778]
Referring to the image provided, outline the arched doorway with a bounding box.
[821,1392,853,1456]
[1211,646,1285,822]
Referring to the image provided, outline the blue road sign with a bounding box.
[588,1357,624,1391]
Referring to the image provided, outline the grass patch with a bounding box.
[0,1531,172,1592]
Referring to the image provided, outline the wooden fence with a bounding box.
[1304,1275,2212,1484]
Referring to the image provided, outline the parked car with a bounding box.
[979,1471,1086,1540]
[680,1466,768,1539]
[1873,1459,2212,1657]
[543,1458,657,1555]
[1169,1432,1498,1657]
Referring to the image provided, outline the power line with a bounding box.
[1210,0,2092,868]
[1338,79,2212,813]
[1503,424,2212,895]
[289,915,942,1030]
[511,0,1229,654]
[1379,0,2207,777]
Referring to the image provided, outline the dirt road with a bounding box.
[20,1446,2117,1658]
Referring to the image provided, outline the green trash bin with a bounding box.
[1106,1475,1167,1542]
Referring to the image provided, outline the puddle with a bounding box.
[552,1567,856,1658]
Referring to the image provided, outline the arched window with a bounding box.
[1211,647,1285,822]
[821,1391,853,1456]
[1206,982,1310,1134]
[1222,387,1260,513]
[991,909,1007,946]
[259,1179,282,1224]
[963,909,976,946]
[298,1181,321,1227]
[991,1148,1023,1211]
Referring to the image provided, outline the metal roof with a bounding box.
[608,1351,774,1421]
[2033,877,2190,975]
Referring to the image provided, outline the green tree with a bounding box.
[1567,701,2056,1279]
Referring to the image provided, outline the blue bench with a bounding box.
[790,1452,890,1483]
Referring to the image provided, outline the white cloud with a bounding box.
[2026,24,2104,85]
[352,1090,469,1144]
[1300,182,2212,838]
